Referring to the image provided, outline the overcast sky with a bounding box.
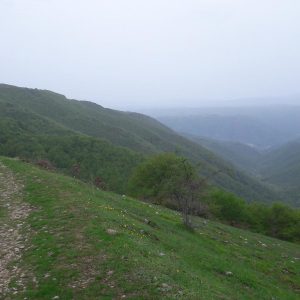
[1,0,300,109]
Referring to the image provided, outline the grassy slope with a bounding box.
[2,157,299,299]
[0,84,278,203]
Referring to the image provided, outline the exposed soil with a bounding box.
[0,162,32,298]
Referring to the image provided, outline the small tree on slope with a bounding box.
[128,153,206,228]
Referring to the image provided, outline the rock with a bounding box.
[225,271,233,276]
[107,270,114,276]
[159,283,172,292]
[159,252,165,257]
[106,229,117,235]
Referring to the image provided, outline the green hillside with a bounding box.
[260,139,300,186]
[1,157,299,299]
[188,135,263,174]
[259,140,300,206]
[0,84,279,202]
[184,134,300,207]
[0,98,143,193]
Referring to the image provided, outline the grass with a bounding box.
[1,157,300,299]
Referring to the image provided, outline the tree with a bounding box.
[128,153,206,228]
[264,203,300,241]
[211,191,247,226]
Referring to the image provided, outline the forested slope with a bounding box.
[259,140,300,206]
[0,84,279,202]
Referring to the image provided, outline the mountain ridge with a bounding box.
[0,84,280,203]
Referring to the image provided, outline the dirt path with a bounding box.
[0,162,32,298]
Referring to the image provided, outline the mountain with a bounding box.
[259,139,300,206]
[184,134,300,207]
[158,114,280,148]
[1,157,299,299]
[188,135,263,174]
[0,96,143,193]
[0,84,279,202]
[152,106,300,149]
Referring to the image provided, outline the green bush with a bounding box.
[207,191,300,242]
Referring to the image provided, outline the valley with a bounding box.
[151,108,300,207]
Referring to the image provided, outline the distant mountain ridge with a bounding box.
[0,83,279,203]
[154,106,300,149]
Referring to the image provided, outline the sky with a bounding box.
[1,0,300,109]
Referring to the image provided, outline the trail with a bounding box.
[0,162,32,298]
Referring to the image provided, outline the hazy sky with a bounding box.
[1,0,300,109]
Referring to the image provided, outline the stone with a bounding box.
[106,229,117,235]
[225,271,233,276]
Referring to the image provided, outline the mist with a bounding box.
[1,0,300,109]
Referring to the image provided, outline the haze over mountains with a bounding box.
[147,105,300,149]
[145,106,300,206]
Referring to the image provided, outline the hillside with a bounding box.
[1,157,299,299]
[184,135,300,207]
[187,135,263,174]
[0,98,143,193]
[260,139,300,186]
[259,139,300,206]
[187,134,300,207]
[0,84,279,202]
